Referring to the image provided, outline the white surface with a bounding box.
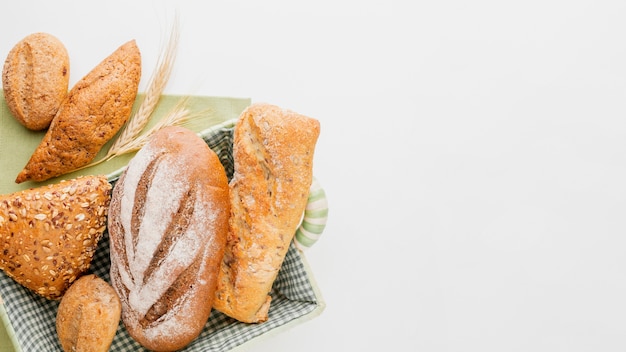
[2,0,626,351]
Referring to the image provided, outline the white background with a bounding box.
[2,1,626,351]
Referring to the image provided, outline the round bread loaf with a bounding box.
[2,32,69,130]
[56,274,121,352]
[108,126,229,351]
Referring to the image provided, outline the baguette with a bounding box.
[108,126,229,351]
[213,103,320,323]
[0,175,111,300]
[15,39,141,183]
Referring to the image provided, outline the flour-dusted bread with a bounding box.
[2,32,70,130]
[56,274,121,352]
[213,103,320,323]
[108,126,229,351]
[15,39,141,183]
[0,175,111,300]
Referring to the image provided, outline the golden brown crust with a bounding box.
[213,103,320,323]
[56,274,121,352]
[108,126,229,351]
[15,39,141,184]
[2,32,70,130]
[0,175,111,300]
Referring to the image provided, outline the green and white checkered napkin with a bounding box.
[0,97,325,351]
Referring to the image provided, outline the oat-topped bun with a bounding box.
[2,32,70,130]
[0,175,111,300]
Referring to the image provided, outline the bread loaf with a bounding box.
[108,126,229,351]
[15,39,141,183]
[2,32,70,130]
[56,274,121,352]
[0,175,111,300]
[213,103,320,323]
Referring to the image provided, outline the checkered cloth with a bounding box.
[0,124,321,351]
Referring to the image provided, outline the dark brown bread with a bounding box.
[213,103,320,323]
[0,175,111,300]
[2,32,70,130]
[15,40,141,183]
[56,274,121,352]
[108,126,229,351]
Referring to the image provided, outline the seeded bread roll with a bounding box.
[108,126,229,351]
[2,32,70,130]
[15,39,141,184]
[0,175,111,300]
[213,103,320,323]
[56,274,121,352]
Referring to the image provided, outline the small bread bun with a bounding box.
[56,274,121,352]
[2,32,70,130]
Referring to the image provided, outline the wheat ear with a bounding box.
[80,16,180,170]
[114,103,193,155]
[108,16,179,156]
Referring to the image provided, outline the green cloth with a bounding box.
[0,94,251,194]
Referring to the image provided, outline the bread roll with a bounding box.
[108,126,229,351]
[213,103,320,323]
[56,274,121,352]
[0,175,111,300]
[2,32,70,130]
[15,39,141,183]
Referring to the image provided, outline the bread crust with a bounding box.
[15,39,141,183]
[0,175,111,300]
[2,32,70,130]
[56,274,121,352]
[213,103,320,323]
[108,126,229,351]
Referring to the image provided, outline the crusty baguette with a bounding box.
[108,126,229,351]
[15,39,141,183]
[213,103,320,323]
[0,175,111,300]
[56,274,121,352]
[2,32,70,130]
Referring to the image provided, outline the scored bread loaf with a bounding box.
[2,32,70,130]
[15,39,141,184]
[108,126,229,351]
[213,103,320,323]
[0,175,111,300]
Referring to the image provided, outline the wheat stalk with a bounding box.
[107,16,179,156]
[116,104,192,155]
